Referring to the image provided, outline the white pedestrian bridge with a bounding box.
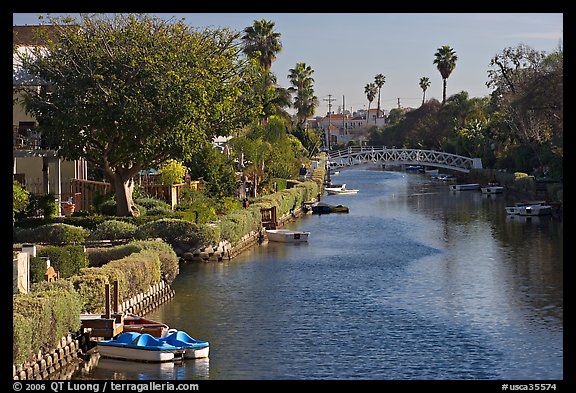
[327,146,483,173]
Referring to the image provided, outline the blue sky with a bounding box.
[13,13,563,117]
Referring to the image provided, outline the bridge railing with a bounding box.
[327,146,482,172]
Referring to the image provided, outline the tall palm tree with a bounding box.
[364,83,377,124]
[419,76,431,106]
[433,45,458,104]
[241,19,282,71]
[374,74,386,117]
[288,62,318,129]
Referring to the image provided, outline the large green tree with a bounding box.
[486,44,563,177]
[17,14,259,216]
[433,45,458,104]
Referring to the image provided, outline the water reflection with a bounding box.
[74,354,210,380]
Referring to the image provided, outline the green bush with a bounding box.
[37,245,89,278]
[71,250,161,313]
[218,208,260,245]
[87,239,179,284]
[29,256,50,283]
[13,313,32,365]
[69,272,109,314]
[134,218,207,248]
[12,294,53,354]
[134,197,171,211]
[13,180,30,224]
[97,199,147,217]
[25,193,59,219]
[87,219,138,241]
[14,223,90,245]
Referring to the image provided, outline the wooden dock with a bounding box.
[80,313,124,339]
[80,281,123,339]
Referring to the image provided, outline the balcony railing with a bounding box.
[13,126,52,151]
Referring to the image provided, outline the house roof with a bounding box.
[13,24,80,46]
[14,25,61,46]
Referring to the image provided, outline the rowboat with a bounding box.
[266,229,310,243]
[449,183,480,191]
[123,313,169,337]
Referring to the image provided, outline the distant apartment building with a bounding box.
[307,108,387,149]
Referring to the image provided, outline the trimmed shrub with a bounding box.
[72,250,161,313]
[134,197,171,211]
[14,223,90,245]
[134,218,205,248]
[13,278,83,366]
[37,245,89,278]
[30,256,49,284]
[13,313,32,365]
[12,294,53,354]
[69,272,110,314]
[87,219,138,241]
[87,240,179,284]
[219,208,260,245]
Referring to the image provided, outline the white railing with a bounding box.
[327,146,482,173]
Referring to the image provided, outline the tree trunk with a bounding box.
[112,172,137,217]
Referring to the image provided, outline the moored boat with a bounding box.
[96,332,184,362]
[161,329,210,359]
[123,313,169,337]
[505,201,547,215]
[449,183,481,191]
[325,184,359,195]
[311,202,349,214]
[266,229,310,243]
[517,204,552,216]
[480,185,504,194]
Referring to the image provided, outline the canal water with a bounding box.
[73,167,563,381]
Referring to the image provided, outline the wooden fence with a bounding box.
[68,179,191,211]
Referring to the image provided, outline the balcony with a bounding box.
[13,126,60,157]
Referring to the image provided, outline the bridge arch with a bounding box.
[327,146,482,173]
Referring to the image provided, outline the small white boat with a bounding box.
[325,184,359,195]
[505,201,547,215]
[517,204,552,216]
[266,229,310,243]
[480,185,504,194]
[436,174,456,181]
[450,183,481,191]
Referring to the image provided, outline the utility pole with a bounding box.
[324,94,336,149]
[342,95,346,135]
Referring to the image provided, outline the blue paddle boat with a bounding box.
[161,329,210,359]
[96,332,185,362]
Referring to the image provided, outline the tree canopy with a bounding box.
[17,13,261,216]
